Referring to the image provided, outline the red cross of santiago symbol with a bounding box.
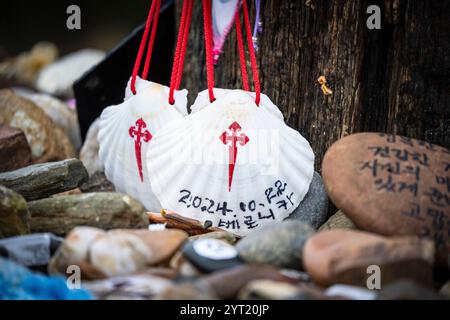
[220,121,249,192]
[129,118,152,182]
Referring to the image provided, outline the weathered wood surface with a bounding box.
[178,0,450,171]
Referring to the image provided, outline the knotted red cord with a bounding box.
[235,9,249,92]
[169,0,193,105]
[130,0,161,95]
[203,0,216,102]
[242,0,261,106]
[142,0,161,79]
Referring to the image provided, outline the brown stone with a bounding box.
[319,210,356,231]
[322,133,450,264]
[0,90,75,163]
[0,125,32,172]
[49,227,188,279]
[109,229,188,266]
[303,229,435,288]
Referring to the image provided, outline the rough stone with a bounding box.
[0,90,75,162]
[15,91,82,149]
[0,125,32,172]
[303,229,435,287]
[0,159,88,200]
[28,192,149,236]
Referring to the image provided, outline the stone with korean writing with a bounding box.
[322,132,450,265]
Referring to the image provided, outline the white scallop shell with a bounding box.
[146,89,314,236]
[190,88,284,122]
[98,78,188,211]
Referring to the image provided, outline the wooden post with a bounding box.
[178,0,450,171]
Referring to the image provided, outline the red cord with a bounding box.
[168,0,189,105]
[242,0,261,106]
[142,0,162,79]
[203,0,216,102]
[175,0,194,90]
[235,10,249,92]
[131,0,157,95]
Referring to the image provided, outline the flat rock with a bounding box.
[28,192,149,236]
[319,210,356,231]
[236,220,315,269]
[15,91,82,149]
[286,172,329,229]
[303,229,435,287]
[79,118,103,175]
[0,185,30,238]
[80,171,115,193]
[0,159,88,200]
[322,133,450,265]
[36,49,105,99]
[0,90,76,162]
[0,125,32,172]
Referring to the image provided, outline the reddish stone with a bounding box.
[0,125,31,172]
[322,133,450,265]
[303,229,435,287]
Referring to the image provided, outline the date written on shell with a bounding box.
[180,304,270,317]
[177,180,296,231]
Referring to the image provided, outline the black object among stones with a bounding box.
[74,1,175,141]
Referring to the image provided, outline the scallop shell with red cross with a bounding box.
[146,89,314,236]
[98,78,188,211]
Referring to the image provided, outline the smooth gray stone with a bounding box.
[0,158,88,200]
[286,172,329,229]
[236,221,315,270]
[28,192,149,236]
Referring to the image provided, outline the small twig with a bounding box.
[149,210,239,237]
